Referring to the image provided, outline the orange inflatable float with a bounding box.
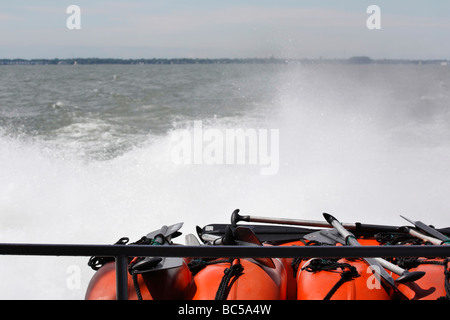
[296,257,393,300]
[187,225,288,300]
[186,257,287,300]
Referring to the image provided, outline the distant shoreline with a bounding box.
[0,57,449,66]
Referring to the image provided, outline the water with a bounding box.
[0,63,449,299]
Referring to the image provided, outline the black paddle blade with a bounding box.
[131,222,185,274]
[303,229,345,245]
[233,227,276,269]
[395,271,426,284]
[132,257,163,272]
[234,227,263,246]
[400,215,450,242]
[146,222,184,244]
[132,257,184,274]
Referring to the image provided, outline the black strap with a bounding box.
[323,267,360,300]
[130,272,143,300]
[215,260,244,300]
[188,258,244,300]
[302,258,360,300]
[188,258,233,275]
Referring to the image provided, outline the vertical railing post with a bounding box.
[115,255,128,300]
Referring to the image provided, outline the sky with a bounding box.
[0,1,449,60]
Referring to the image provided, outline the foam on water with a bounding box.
[271,64,450,225]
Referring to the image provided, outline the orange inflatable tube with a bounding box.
[290,238,391,300]
[85,258,192,300]
[296,257,393,300]
[187,258,287,300]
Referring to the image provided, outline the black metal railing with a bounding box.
[1,243,450,300]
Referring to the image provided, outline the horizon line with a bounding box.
[1,56,449,61]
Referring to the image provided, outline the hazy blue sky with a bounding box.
[1,1,449,59]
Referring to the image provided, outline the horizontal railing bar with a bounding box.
[1,243,450,258]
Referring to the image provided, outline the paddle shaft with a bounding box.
[231,211,400,235]
[401,227,447,246]
[155,225,169,245]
